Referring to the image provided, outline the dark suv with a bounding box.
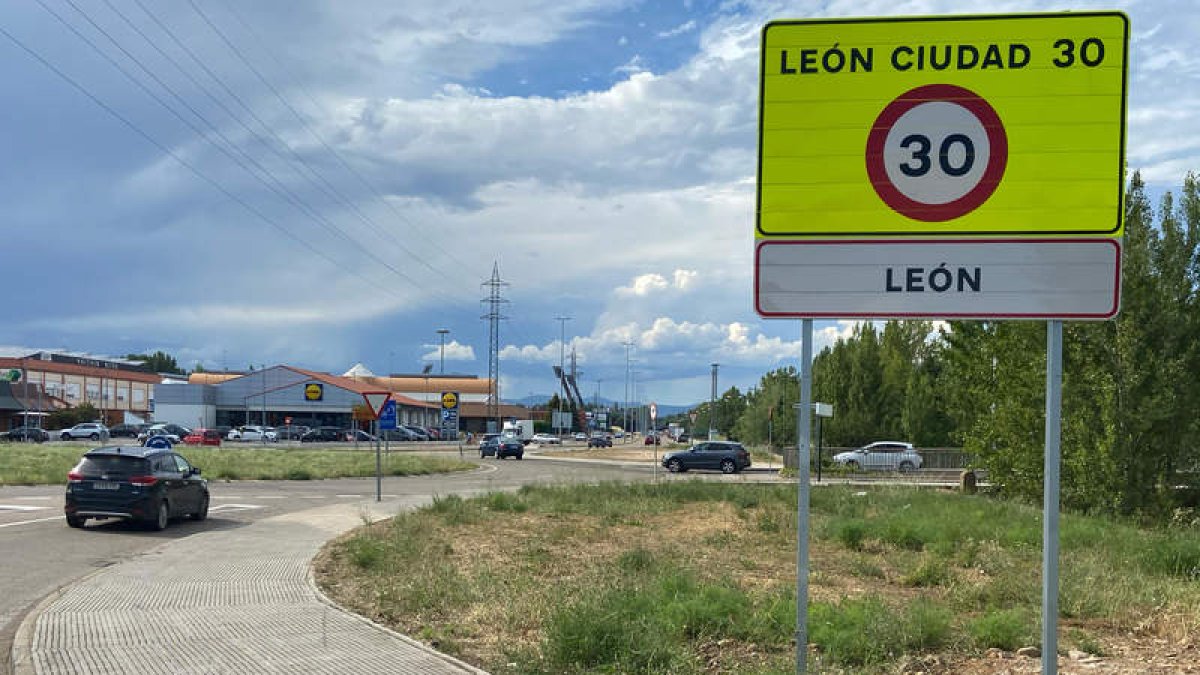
[64,446,209,530]
[661,441,752,474]
[300,426,343,443]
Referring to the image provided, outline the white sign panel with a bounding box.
[756,239,1120,320]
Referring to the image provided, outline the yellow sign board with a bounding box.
[757,13,1128,237]
[304,383,323,401]
[441,392,459,409]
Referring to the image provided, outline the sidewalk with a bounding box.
[11,497,486,675]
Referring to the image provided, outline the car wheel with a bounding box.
[151,501,170,531]
[846,460,860,470]
[192,495,209,521]
[667,459,683,473]
[65,514,85,529]
[720,459,736,474]
[898,461,915,473]
[89,433,99,440]
[516,453,523,460]
[61,433,71,441]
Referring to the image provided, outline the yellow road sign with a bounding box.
[757,12,1128,237]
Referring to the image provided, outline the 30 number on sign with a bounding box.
[866,84,1008,222]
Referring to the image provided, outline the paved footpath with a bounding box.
[11,496,486,674]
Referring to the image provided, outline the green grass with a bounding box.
[0,441,475,485]
[318,481,1200,674]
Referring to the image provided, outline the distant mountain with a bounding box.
[506,394,696,416]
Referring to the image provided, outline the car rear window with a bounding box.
[78,455,150,476]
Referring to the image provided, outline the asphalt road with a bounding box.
[0,453,653,672]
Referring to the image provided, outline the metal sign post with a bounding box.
[795,319,813,673]
[1043,321,1063,673]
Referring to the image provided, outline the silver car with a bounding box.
[59,423,110,441]
[833,441,922,472]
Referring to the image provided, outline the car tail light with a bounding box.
[129,475,158,486]
[67,471,83,483]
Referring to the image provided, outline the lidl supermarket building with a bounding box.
[155,365,527,433]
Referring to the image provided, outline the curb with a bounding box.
[305,567,488,674]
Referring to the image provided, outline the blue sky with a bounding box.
[2,0,1197,405]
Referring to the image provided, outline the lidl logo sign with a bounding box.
[441,392,459,409]
[304,383,324,401]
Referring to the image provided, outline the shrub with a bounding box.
[967,608,1032,650]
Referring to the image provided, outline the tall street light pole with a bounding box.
[710,363,719,440]
[436,328,450,374]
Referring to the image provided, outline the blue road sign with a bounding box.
[379,399,398,430]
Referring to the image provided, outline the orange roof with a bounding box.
[346,375,492,395]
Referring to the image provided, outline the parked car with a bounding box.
[138,424,190,444]
[64,445,208,530]
[662,441,752,474]
[138,427,180,445]
[479,435,500,458]
[227,425,278,442]
[644,434,661,446]
[182,428,223,446]
[588,434,612,448]
[60,423,110,441]
[343,429,377,442]
[494,438,524,460]
[4,426,48,443]
[380,427,420,441]
[401,424,430,441]
[424,427,441,440]
[572,432,587,441]
[107,423,148,439]
[299,427,343,443]
[833,441,923,472]
[532,433,561,445]
[273,425,310,440]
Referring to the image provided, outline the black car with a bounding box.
[479,436,499,458]
[300,426,343,443]
[587,434,612,448]
[662,441,752,474]
[107,423,148,439]
[65,445,209,530]
[4,426,49,443]
[495,438,524,460]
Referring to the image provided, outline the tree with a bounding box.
[126,351,184,375]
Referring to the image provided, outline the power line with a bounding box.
[0,21,397,299]
[39,0,428,297]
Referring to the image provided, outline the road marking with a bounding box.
[11,496,53,501]
[0,515,63,528]
[0,504,49,512]
[208,503,265,512]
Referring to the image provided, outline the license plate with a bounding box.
[92,481,119,490]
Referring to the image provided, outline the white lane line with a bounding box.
[11,496,54,501]
[252,495,287,499]
[335,494,360,498]
[0,515,64,529]
[208,503,265,512]
[0,504,49,512]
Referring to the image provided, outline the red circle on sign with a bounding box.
[865,84,1007,222]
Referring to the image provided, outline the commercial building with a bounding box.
[0,350,160,430]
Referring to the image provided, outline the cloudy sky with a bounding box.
[1,0,1195,405]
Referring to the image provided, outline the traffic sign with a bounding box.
[379,399,398,430]
[756,238,1120,319]
[757,12,1128,237]
[439,391,460,440]
[650,402,658,422]
[360,391,391,419]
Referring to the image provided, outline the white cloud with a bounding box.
[421,340,477,363]
[657,20,697,39]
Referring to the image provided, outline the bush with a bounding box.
[967,608,1032,650]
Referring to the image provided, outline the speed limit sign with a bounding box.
[756,12,1127,237]
[865,84,1007,222]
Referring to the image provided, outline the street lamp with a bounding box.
[709,363,719,440]
[437,329,450,374]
